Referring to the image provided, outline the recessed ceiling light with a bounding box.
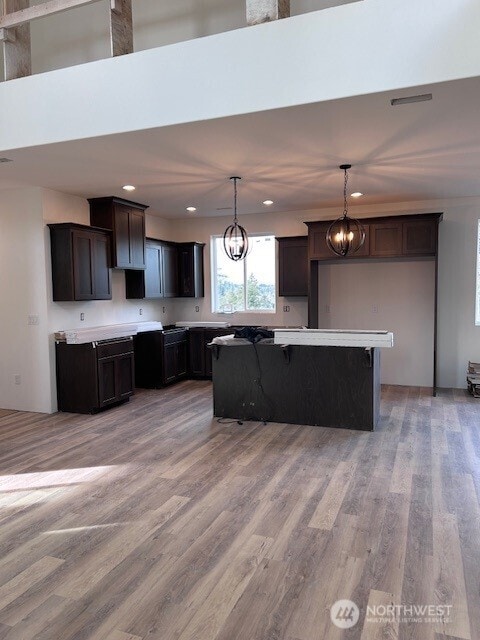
[122,185,136,192]
[186,206,197,212]
[0,157,12,163]
[390,93,432,106]
[351,192,364,198]
[263,200,274,206]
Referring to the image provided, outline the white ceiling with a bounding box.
[1,76,480,218]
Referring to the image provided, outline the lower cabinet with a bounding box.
[134,329,188,388]
[188,328,233,378]
[56,337,134,413]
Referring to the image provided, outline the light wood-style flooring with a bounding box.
[0,382,479,640]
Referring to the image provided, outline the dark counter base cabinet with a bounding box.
[89,196,148,270]
[56,337,134,414]
[188,328,233,378]
[49,223,112,301]
[134,330,188,388]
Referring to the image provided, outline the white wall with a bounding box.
[0,188,51,413]
[2,0,479,151]
[318,259,435,386]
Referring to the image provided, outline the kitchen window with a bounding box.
[211,234,276,313]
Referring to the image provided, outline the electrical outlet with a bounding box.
[283,305,290,312]
[14,374,21,385]
[80,313,85,321]
[372,305,378,314]
[325,304,331,314]
[195,305,200,312]
[28,315,40,325]
[139,308,143,315]
[162,306,166,313]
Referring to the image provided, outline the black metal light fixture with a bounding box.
[223,176,249,261]
[326,164,366,257]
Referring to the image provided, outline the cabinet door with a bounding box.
[176,341,187,378]
[178,244,204,297]
[72,231,95,300]
[98,356,118,407]
[278,238,308,296]
[92,233,112,299]
[130,209,146,269]
[309,224,333,260]
[114,204,132,268]
[144,244,163,298]
[163,343,178,383]
[188,329,205,376]
[370,222,402,257]
[402,220,437,255]
[162,244,178,297]
[117,353,135,399]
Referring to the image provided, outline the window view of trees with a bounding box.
[213,235,276,312]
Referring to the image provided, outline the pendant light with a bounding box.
[326,164,366,257]
[223,176,249,261]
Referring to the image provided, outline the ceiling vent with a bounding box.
[391,94,432,106]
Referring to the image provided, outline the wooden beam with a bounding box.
[246,0,290,26]
[0,0,103,30]
[109,0,133,57]
[3,0,31,81]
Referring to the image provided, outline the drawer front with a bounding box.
[96,337,134,358]
[163,329,188,345]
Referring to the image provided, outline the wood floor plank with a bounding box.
[308,461,356,530]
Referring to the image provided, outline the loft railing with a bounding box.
[0,0,357,82]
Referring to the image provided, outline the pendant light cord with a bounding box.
[343,167,349,218]
[233,177,238,224]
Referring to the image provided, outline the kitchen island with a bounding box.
[211,329,394,431]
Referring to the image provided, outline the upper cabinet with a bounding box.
[277,236,308,296]
[125,240,204,299]
[48,223,112,301]
[125,239,179,299]
[177,243,205,298]
[89,197,148,270]
[306,214,442,261]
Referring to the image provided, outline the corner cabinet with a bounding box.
[48,223,112,301]
[89,196,148,270]
[277,236,308,296]
[134,329,187,387]
[125,239,178,299]
[125,240,204,300]
[56,337,134,413]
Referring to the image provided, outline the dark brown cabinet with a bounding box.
[188,327,232,378]
[402,219,437,255]
[178,243,205,297]
[308,222,370,260]
[306,214,441,261]
[56,337,134,413]
[49,223,112,301]
[126,239,178,299]
[277,236,308,296]
[134,329,188,387]
[370,222,402,257]
[89,196,148,270]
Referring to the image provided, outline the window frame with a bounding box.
[211,233,277,314]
